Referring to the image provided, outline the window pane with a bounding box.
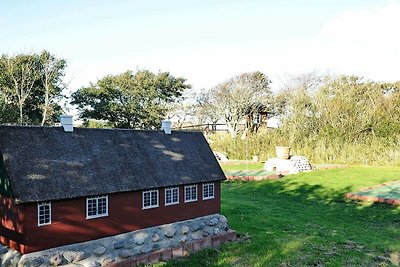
[203,185,209,198]
[144,192,150,207]
[203,183,214,199]
[151,191,158,206]
[192,186,196,199]
[172,188,178,202]
[98,197,107,215]
[38,203,51,225]
[185,187,190,199]
[166,189,172,204]
[88,199,97,216]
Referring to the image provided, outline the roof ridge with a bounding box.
[0,124,201,134]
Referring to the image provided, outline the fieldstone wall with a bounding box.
[0,214,235,267]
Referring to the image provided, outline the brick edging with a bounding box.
[352,180,400,192]
[106,230,237,267]
[345,193,400,206]
[344,180,400,206]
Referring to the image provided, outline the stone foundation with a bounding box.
[0,214,235,266]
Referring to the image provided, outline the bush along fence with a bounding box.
[0,214,236,266]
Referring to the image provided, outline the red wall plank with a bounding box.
[0,195,26,253]
[23,182,220,253]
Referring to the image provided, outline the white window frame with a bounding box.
[202,182,215,200]
[165,187,179,206]
[184,184,198,203]
[86,195,109,219]
[37,202,51,226]
[142,189,159,209]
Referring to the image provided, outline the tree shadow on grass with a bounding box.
[161,174,400,267]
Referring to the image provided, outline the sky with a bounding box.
[1,0,399,95]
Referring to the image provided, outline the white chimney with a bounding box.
[161,120,172,134]
[60,115,74,132]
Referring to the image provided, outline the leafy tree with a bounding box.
[274,72,324,143]
[0,51,66,125]
[202,71,272,138]
[276,74,400,143]
[71,70,191,129]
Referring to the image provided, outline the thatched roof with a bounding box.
[0,126,225,204]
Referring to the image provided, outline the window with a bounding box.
[184,185,197,203]
[203,183,215,200]
[165,187,179,206]
[38,202,51,226]
[143,190,159,209]
[86,196,108,219]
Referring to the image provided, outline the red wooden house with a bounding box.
[0,119,226,254]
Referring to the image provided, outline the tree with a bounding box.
[0,51,66,125]
[194,89,221,128]
[273,71,325,142]
[71,70,191,129]
[4,54,40,124]
[203,71,272,138]
[275,74,400,144]
[38,51,67,125]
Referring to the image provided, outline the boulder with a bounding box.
[152,233,161,242]
[100,256,114,266]
[191,231,202,240]
[191,222,206,232]
[202,229,212,237]
[119,249,131,259]
[17,257,44,267]
[134,234,145,245]
[208,217,219,226]
[179,236,187,244]
[80,260,101,267]
[163,226,176,238]
[219,215,228,224]
[93,246,106,256]
[181,225,190,234]
[50,253,63,266]
[113,241,125,249]
[63,251,85,263]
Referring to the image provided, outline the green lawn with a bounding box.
[220,163,265,171]
[159,167,400,266]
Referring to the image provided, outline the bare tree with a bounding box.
[6,55,39,124]
[194,90,221,128]
[206,72,272,138]
[39,51,66,125]
[281,70,326,92]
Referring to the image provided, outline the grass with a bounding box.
[224,170,276,177]
[157,167,400,266]
[220,163,265,171]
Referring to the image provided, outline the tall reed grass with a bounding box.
[208,128,400,166]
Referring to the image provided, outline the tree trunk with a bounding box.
[19,103,23,125]
[41,89,49,126]
[226,122,238,138]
